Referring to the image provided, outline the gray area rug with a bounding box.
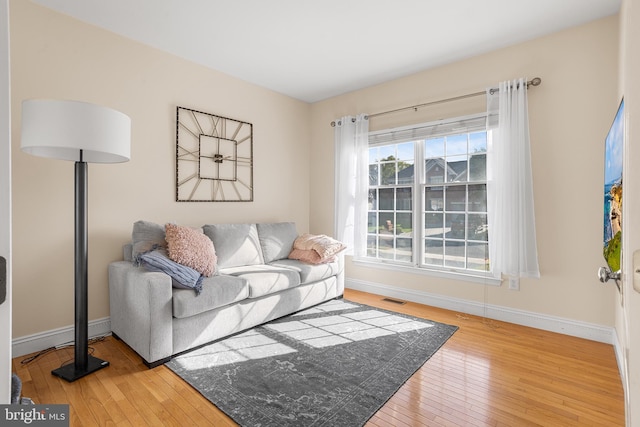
[167,299,458,427]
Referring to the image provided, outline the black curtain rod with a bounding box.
[330,77,542,127]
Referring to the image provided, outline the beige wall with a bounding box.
[310,16,620,326]
[9,1,622,341]
[10,0,311,337]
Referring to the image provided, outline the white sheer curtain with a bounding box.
[334,114,369,256]
[486,78,540,280]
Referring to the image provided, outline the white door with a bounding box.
[0,0,12,404]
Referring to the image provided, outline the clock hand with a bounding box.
[213,154,233,163]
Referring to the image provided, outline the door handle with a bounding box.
[598,266,620,283]
[598,265,621,292]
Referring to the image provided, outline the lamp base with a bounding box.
[51,355,109,382]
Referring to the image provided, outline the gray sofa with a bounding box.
[108,222,344,367]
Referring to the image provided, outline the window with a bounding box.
[367,142,414,262]
[364,114,489,276]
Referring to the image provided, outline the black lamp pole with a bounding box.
[51,151,109,382]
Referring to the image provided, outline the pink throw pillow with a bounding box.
[165,223,217,276]
[288,248,335,265]
[292,234,346,263]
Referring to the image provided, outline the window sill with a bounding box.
[351,257,503,286]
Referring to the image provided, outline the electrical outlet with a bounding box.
[508,277,520,290]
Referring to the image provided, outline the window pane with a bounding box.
[379,188,393,210]
[379,236,394,259]
[425,158,445,184]
[444,241,465,268]
[446,155,467,182]
[425,137,444,158]
[424,239,443,266]
[445,186,466,212]
[446,134,467,156]
[396,238,412,262]
[445,213,465,239]
[469,131,487,182]
[468,184,487,212]
[396,212,412,234]
[469,153,486,181]
[379,145,394,160]
[467,242,489,271]
[379,212,394,234]
[368,189,377,210]
[369,147,379,162]
[396,188,412,210]
[367,235,377,257]
[368,212,377,232]
[381,162,396,185]
[425,187,443,211]
[425,213,443,238]
[397,161,414,185]
[369,164,379,185]
[469,132,487,153]
[397,142,414,161]
[467,213,488,241]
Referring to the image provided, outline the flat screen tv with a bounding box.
[603,98,624,273]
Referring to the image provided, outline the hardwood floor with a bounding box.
[12,289,624,426]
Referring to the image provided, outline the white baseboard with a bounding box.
[12,317,111,358]
[346,279,615,344]
[11,282,617,358]
[611,328,626,389]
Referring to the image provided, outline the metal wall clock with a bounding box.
[176,106,253,202]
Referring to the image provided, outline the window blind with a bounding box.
[368,113,487,146]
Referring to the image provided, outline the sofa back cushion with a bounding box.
[203,223,264,268]
[131,220,166,262]
[256,222,297,263]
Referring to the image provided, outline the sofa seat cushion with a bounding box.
[219,265,301,298]
[172,274,249,319]
[269,259,341,285]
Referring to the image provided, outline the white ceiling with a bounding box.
[31,0,621,103]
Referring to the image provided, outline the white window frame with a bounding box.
[354,113,501,286]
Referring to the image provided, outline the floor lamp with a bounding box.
[21,99,131,382]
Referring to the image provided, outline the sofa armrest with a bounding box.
[108,261,173,365]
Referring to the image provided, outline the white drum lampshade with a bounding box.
[21,99,130,163]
